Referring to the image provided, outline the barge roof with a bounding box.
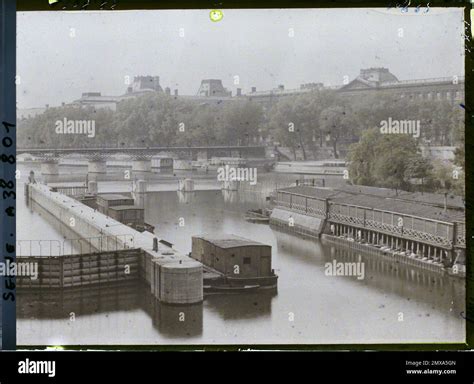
[98,194,132,201]
[194,234,270,249]
[109,205,142,211]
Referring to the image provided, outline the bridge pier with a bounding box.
[40,160,59,175]
[88,160,107,174]
[88,181,98,195]
[133,179,148,208]
[133,179,148,194]
[178,178,194,192]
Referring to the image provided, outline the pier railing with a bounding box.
[274,191,327,218]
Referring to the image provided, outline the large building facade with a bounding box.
[243,67,464,110]
[338,68,464,103]
[18,68,464,116]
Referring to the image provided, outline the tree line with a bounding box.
[18,89,464,196]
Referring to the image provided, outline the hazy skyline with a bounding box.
[17,8,464,108]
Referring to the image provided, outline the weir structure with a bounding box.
[21,183,203,304]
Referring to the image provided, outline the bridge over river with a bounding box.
[18,145,268,176]
[17,145,266,159]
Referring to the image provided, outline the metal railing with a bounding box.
[17,234,136,256]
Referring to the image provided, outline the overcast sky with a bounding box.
[17,8,464,108]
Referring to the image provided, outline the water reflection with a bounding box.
[177,191,196,204]
[17,282,142,319]
[273,228,465,318]
[18,282,204,338]
[205,292,275,320]
[222,189,238,203]
[150,300,203,338]
[17,179,466,344]
[324,243,465,317]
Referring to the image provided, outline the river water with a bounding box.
[16,164,465,345]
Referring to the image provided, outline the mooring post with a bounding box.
[153,237,158,252]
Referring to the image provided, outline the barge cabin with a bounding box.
[191,234,278,292]
[97,194,154,233]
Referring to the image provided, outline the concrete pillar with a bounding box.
[40,160,59,175]
[178,178,194,192]
[88,181,98,195]
[88,160,107,174]
[132,159,151,172]
[155,259,203,304]
[132,180,147,208]
[134,179,148,194]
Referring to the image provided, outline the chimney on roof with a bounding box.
[278,84,284,90]
[45,104,49,109]
[165,87,171,96]
[251,86,256,93]
[61,102,65,107]
[174,89,178,96]
[236,88,242,97]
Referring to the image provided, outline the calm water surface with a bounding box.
[16,165,465,345]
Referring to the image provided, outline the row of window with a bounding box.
[400,90,463,101]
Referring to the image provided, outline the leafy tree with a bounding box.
[404,155,433,192]
[215,101,264,146]
[347,128,422,192]
[346,129,380,185]
[319,105,351,159]
[266,90,337,160]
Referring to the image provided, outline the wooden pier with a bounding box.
[271,185,465,272]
